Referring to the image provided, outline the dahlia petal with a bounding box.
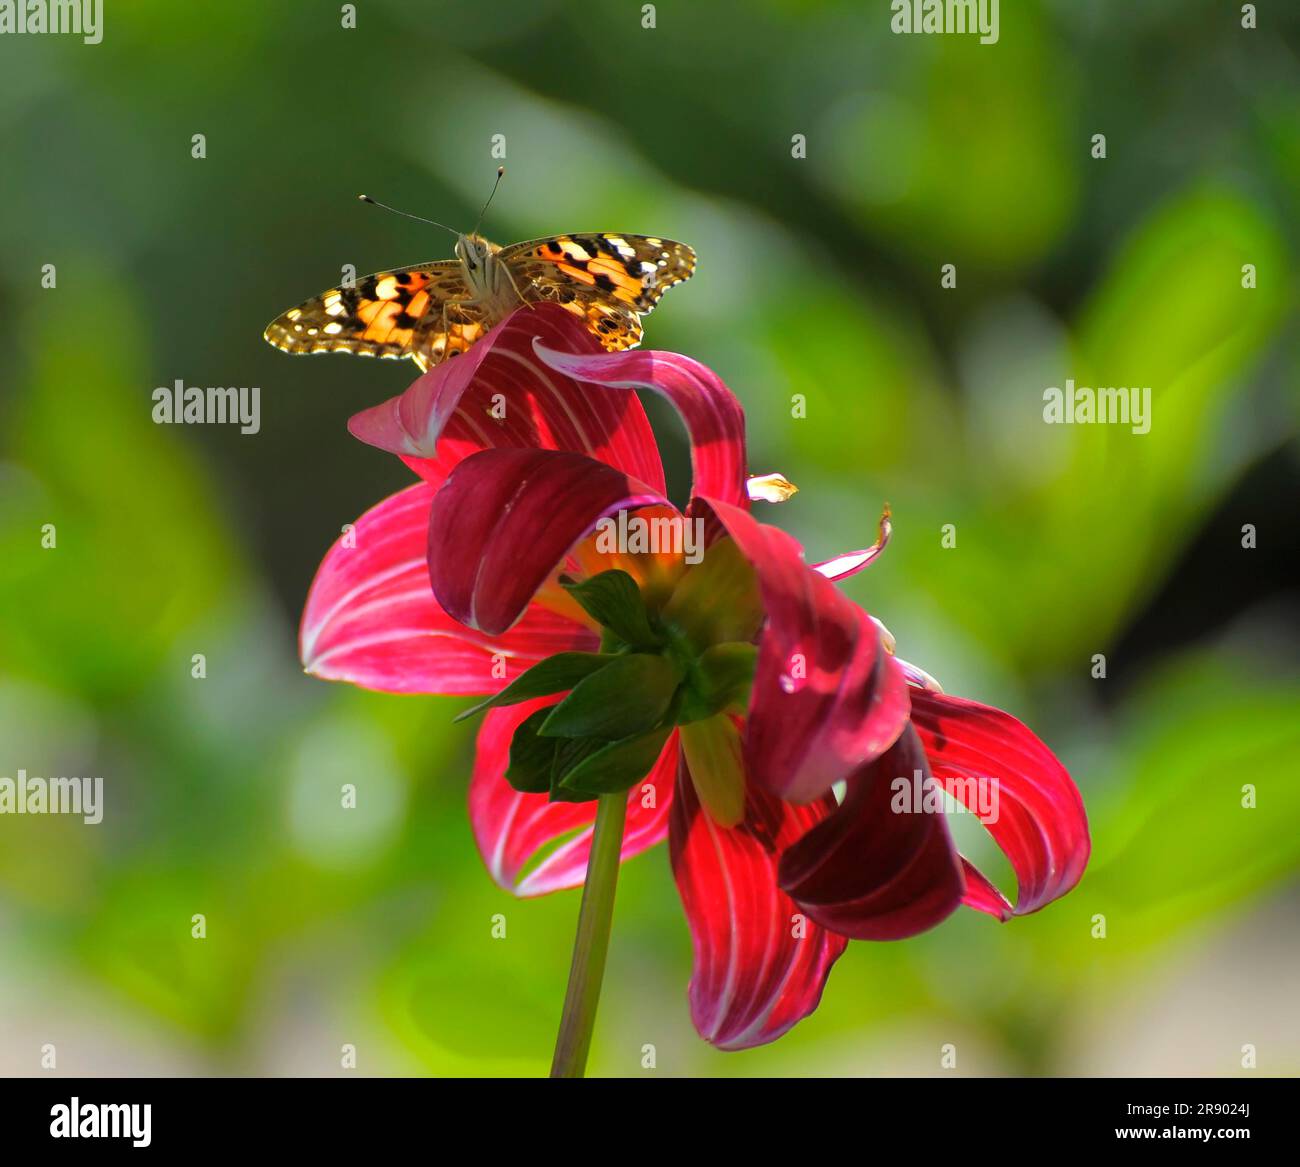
[897,655,945,694]
[301,483,595,694]
[699,499,911,803]
[427,447,669,635]
[960,859,1014,918]
[670,766,847,1050]
[779,724,966,940]
[909,690,1090,919]
[470,698,676,897]
[533,341,749,508]
[811,549,882,581]
[348,304,666,492]
[811,506,892,582]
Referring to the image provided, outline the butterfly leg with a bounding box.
[499,264,536,310]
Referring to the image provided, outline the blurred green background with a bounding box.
[1,0,1298,1077]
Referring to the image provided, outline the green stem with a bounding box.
[549,791,628,1078]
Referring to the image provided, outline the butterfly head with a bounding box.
[454,233,494,274]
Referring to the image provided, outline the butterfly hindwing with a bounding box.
[499,233,696,351]
[263,260,471,368]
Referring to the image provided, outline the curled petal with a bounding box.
[909,690,1090,919]
[427,447,669,635]
[348,304,666,493]
[897,656,945,694]
[779,724,965,940]
[670,765,847,1050]
[301,483,595,694]
[700,499,910,803]
[812,506,892,582]
[470,698,676,896]
[534,341,749,508]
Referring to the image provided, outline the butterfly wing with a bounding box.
[263,261,483,371]
[498,233,696,351]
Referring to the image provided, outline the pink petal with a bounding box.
[779,724,966,940]
[348,304,666,493]
[909,690,1090,919]
[301,483,596,694]
[428,447,669,635]
[670,765,848,1050]
[470,698,677,897]
[897,656,945,694]
[811,507,892,582]
[700,499,911,803]
[534,341,749,508]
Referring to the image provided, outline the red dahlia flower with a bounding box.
[301,303,1089,1056]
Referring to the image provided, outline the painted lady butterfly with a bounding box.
[264,197,696,372]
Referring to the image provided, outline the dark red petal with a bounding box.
[779,724,966,940]
[534,342,748,508]
[670,766,848,1050]
[348,304,666,493]
[909,690,1090,919]
[301,483,595,694]
[470,698,676,896]
[427,447,669,635]
[699,498,911,803]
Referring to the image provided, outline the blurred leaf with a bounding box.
[0,266,238,699]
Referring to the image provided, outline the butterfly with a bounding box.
[264,180,696,373]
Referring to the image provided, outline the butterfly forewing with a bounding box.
[263,260,471,367]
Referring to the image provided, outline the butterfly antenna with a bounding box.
[471,167,505,238]
[357,195,458,238]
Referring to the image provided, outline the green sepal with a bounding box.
[547,737,604,803]
[453,652,611,723]
[662,537,762,649]
[539,652,681,740]
[560,570,664,651]
[677,641,758,724]
[557,725,673,796]
[504,708,559,794]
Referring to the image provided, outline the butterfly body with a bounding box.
[265,232,695,372]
